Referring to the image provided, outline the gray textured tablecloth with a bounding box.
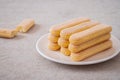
[0,0,120,80]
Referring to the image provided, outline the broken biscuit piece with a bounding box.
[0,28,17,38]
[16,19,35,32]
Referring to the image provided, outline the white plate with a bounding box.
[36,33,120,65]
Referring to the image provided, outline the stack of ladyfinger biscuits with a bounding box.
[48,18,90,51]
[48,18,112,61]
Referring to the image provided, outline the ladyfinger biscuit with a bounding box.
[48,34,59,43]
[50,18,90,37]
[69,33,111,53]
[48,42,60,51]
[0,28,17,38]
[70,40,112,61]
[58,37,69,48]
[70,24,112,45]
[60,47,71,56]
[16,19,35,32]
[60,21,100,40]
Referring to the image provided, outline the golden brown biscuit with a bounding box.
[58,37,69,48]
[16,19,35,32]
[69,33,111,52]
[0,28,17,38]
[70,40,112,61]
[48,34,59,43]
[50,18,90,37]
[60,47,71,56]
[48,42,60,51]
[60,21,100,40]
[69,24,112,45]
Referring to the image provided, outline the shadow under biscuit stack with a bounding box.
[48,18,112,61]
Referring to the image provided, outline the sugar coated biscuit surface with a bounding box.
[60,21,100,40]
[50,18,90,36]
[70,40,112,61]
[70,24,112,45]
[69,33,111,52]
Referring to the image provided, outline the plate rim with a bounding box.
[36,33,120,65]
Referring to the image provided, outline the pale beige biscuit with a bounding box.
[60,21,100,40]
[69,24,112,45]
[48,34,59,43]
[60,47,71,56]
[0,28,18,38]
[69,33,111,52]
[58,38,69,48]
[70,40,112,61]
[16,19,35,32]
[50,18,90,37]
[48,42,60,51]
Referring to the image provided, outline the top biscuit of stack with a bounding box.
[49,18,90,37]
